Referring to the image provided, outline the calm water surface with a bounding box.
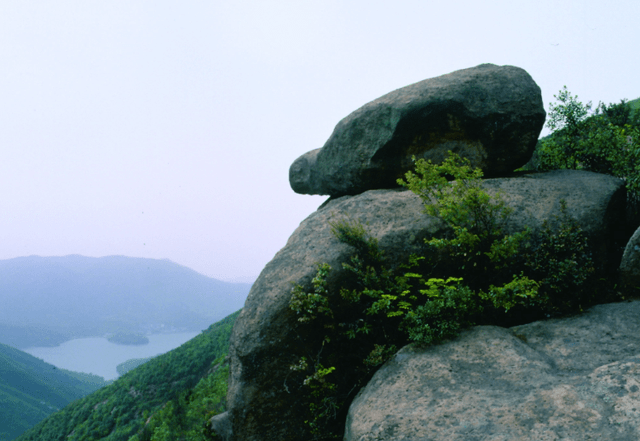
[24,332,199,380]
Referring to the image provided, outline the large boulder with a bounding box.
[485,170,627,275]
[214,170,626,441]
[289,63,546,197]
[345,300,640,441]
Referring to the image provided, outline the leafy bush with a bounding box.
[401,278,478,345]
[288,219,407,440]
[524,200,597,313]
[398,152,531,293]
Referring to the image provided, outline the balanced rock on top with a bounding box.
[289,63,546,197]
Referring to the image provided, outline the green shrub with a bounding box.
[288,219,408,440]
[536,86,592,170]
[524,200,597,313]
[401,278,478,345]
[397,152,531,293]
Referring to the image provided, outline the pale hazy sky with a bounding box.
[1,1,638,283]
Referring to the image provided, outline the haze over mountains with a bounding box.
[0,255,250,349]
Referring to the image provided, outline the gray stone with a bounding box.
[483,170,627,274]
[219,170,627,441]
[289,63,546,196]
[345,300,640,441]
[620,226,640,287]
[210,412,233,439]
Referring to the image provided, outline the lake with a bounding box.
[24,332,199,380]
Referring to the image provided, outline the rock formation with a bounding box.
[213,64,638,440]
[289,63,546,197]
[215,171,627,441]
[345,300,640,440]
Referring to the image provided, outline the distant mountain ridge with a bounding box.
[0,255,250,348]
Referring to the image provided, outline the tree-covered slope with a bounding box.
[0,255,250,348]
[0,343,107,441]
[15,310,240,441]
[116,357,155,377]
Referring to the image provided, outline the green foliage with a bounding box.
[134,359,228,441]
[16,311,240,441]
[399,152,501,232]
[534,86,594,170]
[116,357,155,377]
[402,279,478,345]
[524,200,597,313]
[290,263,333,323]
[288,219,409,439]
[363,344,397,367]
[400,152,604,321]
[288,151,605,439]
[480,274,540,312]
[398,153,531,292]
[534,86,640,196]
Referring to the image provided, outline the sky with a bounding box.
[0,0,638,283]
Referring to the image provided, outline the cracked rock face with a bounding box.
[345,300,640,441]
[289,63,546,197]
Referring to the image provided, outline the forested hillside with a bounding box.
[0,343,106,441]
[15,310,239,441]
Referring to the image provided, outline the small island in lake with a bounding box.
[107,332,149,346]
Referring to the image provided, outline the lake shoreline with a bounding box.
[23,331,199,380]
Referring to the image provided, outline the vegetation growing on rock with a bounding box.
[288,151,615,439]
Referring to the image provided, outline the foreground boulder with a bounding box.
[345,300,640,441]
[289,63,546,196]
[214,170,626,441]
